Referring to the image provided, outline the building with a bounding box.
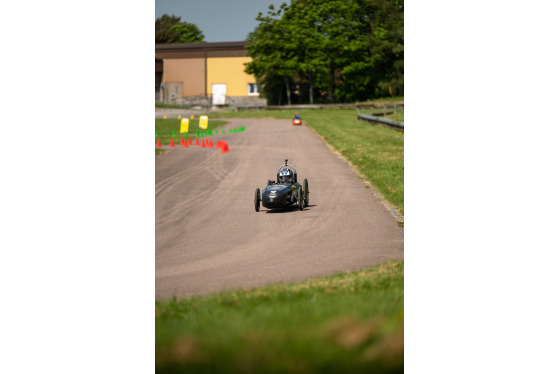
[155,41,266,107]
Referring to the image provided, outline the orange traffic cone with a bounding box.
[156,139,161,147]
[170,138,175,147]
[201,139,206,148]
[182,139,187,147]
[221,142,230,154]
[208,139,213,148]
[180,137,184,145]
[194,138,199,145]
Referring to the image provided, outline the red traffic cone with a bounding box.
[216,140,222,149]
[221,142,230,154]
[180,137,184,145]
[187,137,192,146]
[208,139,213,148]
[201,139,206,148]
[194,138,199,145]
[170,138,175,147]
[182,139,187,147]
[156,139,161,147]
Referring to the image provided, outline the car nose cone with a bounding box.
[262,185,291,208]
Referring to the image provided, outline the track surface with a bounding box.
[156,118,403,299]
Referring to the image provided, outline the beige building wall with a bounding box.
[163,58,206,97]
[206,56,256,97]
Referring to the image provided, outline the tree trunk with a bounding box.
[328,66,334,103]
[309,82,314,105]
[285,78,291,106]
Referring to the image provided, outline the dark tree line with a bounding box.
[245,0,403,104]
[155,14,205,44]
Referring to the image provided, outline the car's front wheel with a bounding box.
[254,188,261,212]
[303,179,309,207]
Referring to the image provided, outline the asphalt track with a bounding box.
[155,118,403,299]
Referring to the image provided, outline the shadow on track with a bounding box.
[262,204,317,214]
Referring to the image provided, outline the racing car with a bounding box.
[254,159,309,212]
[292,113,302,125]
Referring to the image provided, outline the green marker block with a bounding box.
[172,131,176,137]
[155,131,158,136]
[221,129,225,134]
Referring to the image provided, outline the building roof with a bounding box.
[155,41,248,53]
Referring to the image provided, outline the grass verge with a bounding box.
[155,118,228,146]
[156,102,190,109]
[211,108,403,217]
[156,260,404,374]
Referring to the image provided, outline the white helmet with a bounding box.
[278,168,293,183]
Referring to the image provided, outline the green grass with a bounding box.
[212,108,403,217]
[386,109,404,122]
[156,102,191,109]
[156,260,404,374]
[361,107,404,123]
[360,96,404,104]
[155,118,228,146]
[155,149,166,156]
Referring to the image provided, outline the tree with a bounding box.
[245,4,295,104]
[155,14,205,44]
[358,0,404,97]
[245,0,404,103]
[169,22,205,43]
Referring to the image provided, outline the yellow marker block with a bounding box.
[163,115,167,119]
[180,118,189,133]
[191,115,194,119]
[199,115,208,129]
[178,115,181,119]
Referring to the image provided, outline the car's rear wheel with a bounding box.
[303,179,309,207]
[254,188,261,212]
[297,187,303,210]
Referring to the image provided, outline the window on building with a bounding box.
[248,83,261,96]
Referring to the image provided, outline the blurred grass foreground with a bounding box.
[156,260,404,373]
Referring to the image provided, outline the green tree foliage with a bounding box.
[245,0,403,103]
[155,14,205,44]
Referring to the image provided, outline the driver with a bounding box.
[278,168,293,184]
